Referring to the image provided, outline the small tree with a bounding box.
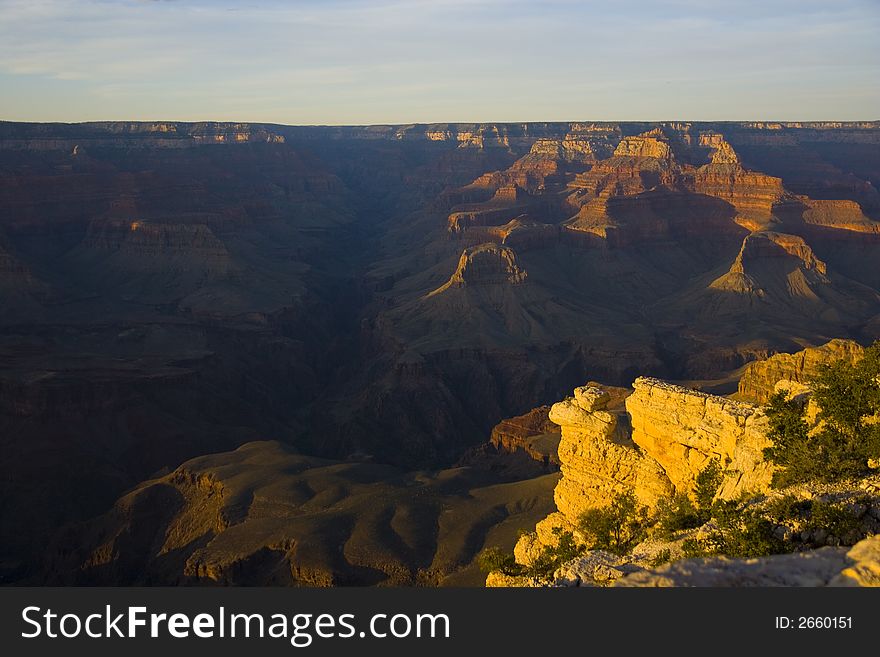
[763,391,815,487]
[694,459,724,511]
[528,528,583,577]
[655,459,724,536]
[476,546,519,575]
[684,498,790,559]
[654,493,701,537]
[763,341,880,487]
[578,491,648,555]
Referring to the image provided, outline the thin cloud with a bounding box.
[0,0,877,123]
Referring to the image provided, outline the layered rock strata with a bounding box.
[515,378,774,559]
[426,243,527,297]
[738,339,866,403]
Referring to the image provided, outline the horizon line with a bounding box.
[2,118,880,128]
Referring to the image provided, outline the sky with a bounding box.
[0,0,878,124]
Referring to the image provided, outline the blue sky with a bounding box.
[0,0,878,124]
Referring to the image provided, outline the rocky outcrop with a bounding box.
[699,132,740,164]
[489,405,561,467]
[710,231,828,295]
[549,387,673,520]
[84,219,231,263]
[491,474,880,587]
[626,378,774,499]
[738,339,866,403]
[801,200,880,233]
[427,243,527,297]
[486,218,560,250]
[510,378,774,567]
[615,536,880,587]
[447,206,527,233]
[479,137,597,193]
[689,164,784,219]
[527,137,596,163]
[612,133,672,159]
[488,535,880,588]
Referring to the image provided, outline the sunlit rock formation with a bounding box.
[738,339,866,403]
[427,243,527,297]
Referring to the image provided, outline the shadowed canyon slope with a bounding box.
[47,441,558,586]
[1,120,879,582]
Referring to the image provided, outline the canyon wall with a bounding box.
[544,379,772,530]
[738,339,866,403]
[511,340,870,570]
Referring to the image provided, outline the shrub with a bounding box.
[654,493,701,537]
[654,459,724,537]
[477,528,586,579]
[694,459,724,510]
[681,538,708,559]
[476,546,520,575]
[763,392,816,487]
[712,509,789,558]
[803,499,867,543]
[578,491,648,555]
[681,497,790,559]
[527,528,584,577]
[762,494,812,523]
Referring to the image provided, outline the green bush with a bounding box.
[578,491,648,555]
[803,499,866,543]
[654,459,724,537]
[476,546,520,575]
[694,459,724,510]
[764,341,880,487]
[712,510,789,558]
[685,499,790,559]
[527,528,584,577]
[762,494,812,523]
[478,528,586,579]
[654,493,702,537]
[681,537,708,559]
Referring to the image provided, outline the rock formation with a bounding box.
[612,133,672,159]
[709,231,829,295]
[801,199,880,233]
[488,534,880,587]
[738,339,866,403]
[426,243,527,297]
[527,136,596,163]
[510,377,777,567]
[549,386,673,519]
[493,368,880,587]
[699,132,740,164]
[626,378,774,498]
[489,405,561,467]
[82,219,234,276]
[689,165,784,220]
[617,536,880,587]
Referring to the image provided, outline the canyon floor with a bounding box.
[1,120,879,585]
